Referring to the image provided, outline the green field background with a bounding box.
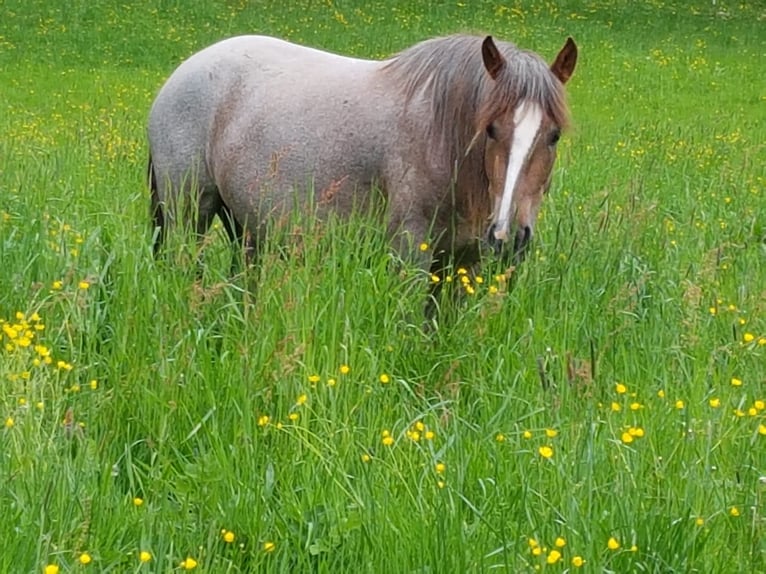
[1,1,765,572]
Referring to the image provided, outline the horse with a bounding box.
[147,33,577,282]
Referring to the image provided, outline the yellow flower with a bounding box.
[430,274,440,283]
[730,506,740,517]
[629,427,644,437]
[263,541,276,553]
[180,557,198,570]
[419,242,429,252]
[611,401,622,412]
[308,374,320,383]
[139,551,152,563]
[522,430,532,439]
[339,364,350,375]
[554,537,566,548]
[133,497,144,507]
[615,383,627,394]
[4,417,13,429]
[495,433,506,442]
[78,281,90,290]
[288,412,299,422]
[657,389,665,398]
[675,400,685,409]
[44,565,59,574]
[382,436,394,446]
[257,415,270,426]
[731,377,743,387]
[755,400,765,411]
[545,428,558,438]
[621,432,634,444]
[435,462,446,474]
[531,547,542,556]
[709,397,721,408]
[629,402,641,411]
[52,280,63,290]
[546,550,561,564]
[528,538,539,549]
[296,393,308,406]
[424,430,435,440]
[538,445,553,459]
[222,530,235,543]
[379,373,390,384]
[743,332,755,343]
[695,517,705,526]
[361,453,371,463]
[78,553,92,565]
[607,537,620,550]
[759,424,766,435]
[326,378,336,387]
[572,555,585,567]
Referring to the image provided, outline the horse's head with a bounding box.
[479,36,577,263]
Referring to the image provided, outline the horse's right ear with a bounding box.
[482,36,505,79]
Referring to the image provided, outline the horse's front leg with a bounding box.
[388,212,433,274]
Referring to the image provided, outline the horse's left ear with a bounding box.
[482,36,506,79]
[550,37,577,84]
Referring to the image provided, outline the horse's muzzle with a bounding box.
[486,224,531,263]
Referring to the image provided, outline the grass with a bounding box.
[1,0,765,572]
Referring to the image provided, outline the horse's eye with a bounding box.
[486,123,497,140]
[548,129,561,146]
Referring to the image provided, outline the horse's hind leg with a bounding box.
[148,155,166,257]
[217,202,259,274]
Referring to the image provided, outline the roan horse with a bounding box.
[148,34,577,280]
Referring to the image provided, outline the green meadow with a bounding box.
[1,1,765,572]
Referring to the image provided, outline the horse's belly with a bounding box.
[214,87,390,228]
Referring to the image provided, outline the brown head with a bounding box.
[477,36,577,262]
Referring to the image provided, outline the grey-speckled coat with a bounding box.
[148,34,577,271]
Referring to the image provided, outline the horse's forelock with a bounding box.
[478,50,571,131]
[382,35,570,162]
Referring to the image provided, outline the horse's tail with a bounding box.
[148,153,164,256]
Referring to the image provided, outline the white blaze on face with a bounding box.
[493,101,543,240]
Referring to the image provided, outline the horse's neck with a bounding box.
[454,144,491,233]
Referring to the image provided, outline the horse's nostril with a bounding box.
[522,225,531,243]
[512,225,532,262]
[486,223,497,242]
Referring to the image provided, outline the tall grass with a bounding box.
[1,1,765,572]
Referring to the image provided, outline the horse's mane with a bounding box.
[382,34,570,166]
